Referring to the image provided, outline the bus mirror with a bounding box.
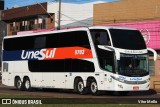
[147,48,157,61]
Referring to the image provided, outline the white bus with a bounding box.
[2,26,157,95]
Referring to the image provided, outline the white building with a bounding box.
[15,1,105,36]
[47,1,105,29]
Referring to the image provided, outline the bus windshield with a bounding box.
[117,54,148,77]
[110,29,146,50]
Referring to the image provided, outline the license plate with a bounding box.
[133,86,139,90]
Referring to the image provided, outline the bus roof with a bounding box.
[4,26,137,39]
[89,26,137,30]
[3,27,89,39]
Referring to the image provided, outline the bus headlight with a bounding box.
[111,75,125,83]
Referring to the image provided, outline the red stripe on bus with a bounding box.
[43,47,93,60]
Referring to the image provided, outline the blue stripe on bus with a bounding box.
[3,49,41,61]
[3,50,24,61]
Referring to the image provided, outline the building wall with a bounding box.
[150,57,160,91]
[6,14,55,36]
[94,0,160,25]
[1,2,48,20]
[1,1,104,35]
[47,1,105,29]
[1,2,55,36]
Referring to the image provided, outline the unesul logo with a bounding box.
[21,48,56,60]
[130,77,142,81]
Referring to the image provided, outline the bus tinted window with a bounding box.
[90,29,111,46]
[46,31,90,48]
[72,59,95,72]
[4,31,90,50]
[110,29,146,50]
[28,60,65,72]
[4,37,34,50]
[45,33,59,48]
[96,48,115,73]
[28,59,95,72]
[34,36,46,49]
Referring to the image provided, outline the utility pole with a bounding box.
[57,0,61,30]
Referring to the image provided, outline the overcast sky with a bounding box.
[5,0,118,9]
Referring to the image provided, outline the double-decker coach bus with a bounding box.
[2,26,157,95]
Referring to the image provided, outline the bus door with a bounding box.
[95,47,116,90]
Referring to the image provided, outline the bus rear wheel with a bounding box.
[15,77,23,91]
[89,79,100,95]
[75,79,88,95]
[24,77,31,91]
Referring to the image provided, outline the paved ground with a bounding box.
[0,84,159,98]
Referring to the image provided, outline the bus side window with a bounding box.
[4,36,34,50]
[3,63,8,72]
[34,36,46,49]
[90,29,111,46]
[98,49,115,73]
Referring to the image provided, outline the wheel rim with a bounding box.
[77,81,84,92]
[91,82,98,93]
[17,80,22,89]
[25,80,30,90]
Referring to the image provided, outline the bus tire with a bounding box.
[75,78,88,95]
[24,77,31,91]
[15,77,23,91]
[89,79,100,95]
